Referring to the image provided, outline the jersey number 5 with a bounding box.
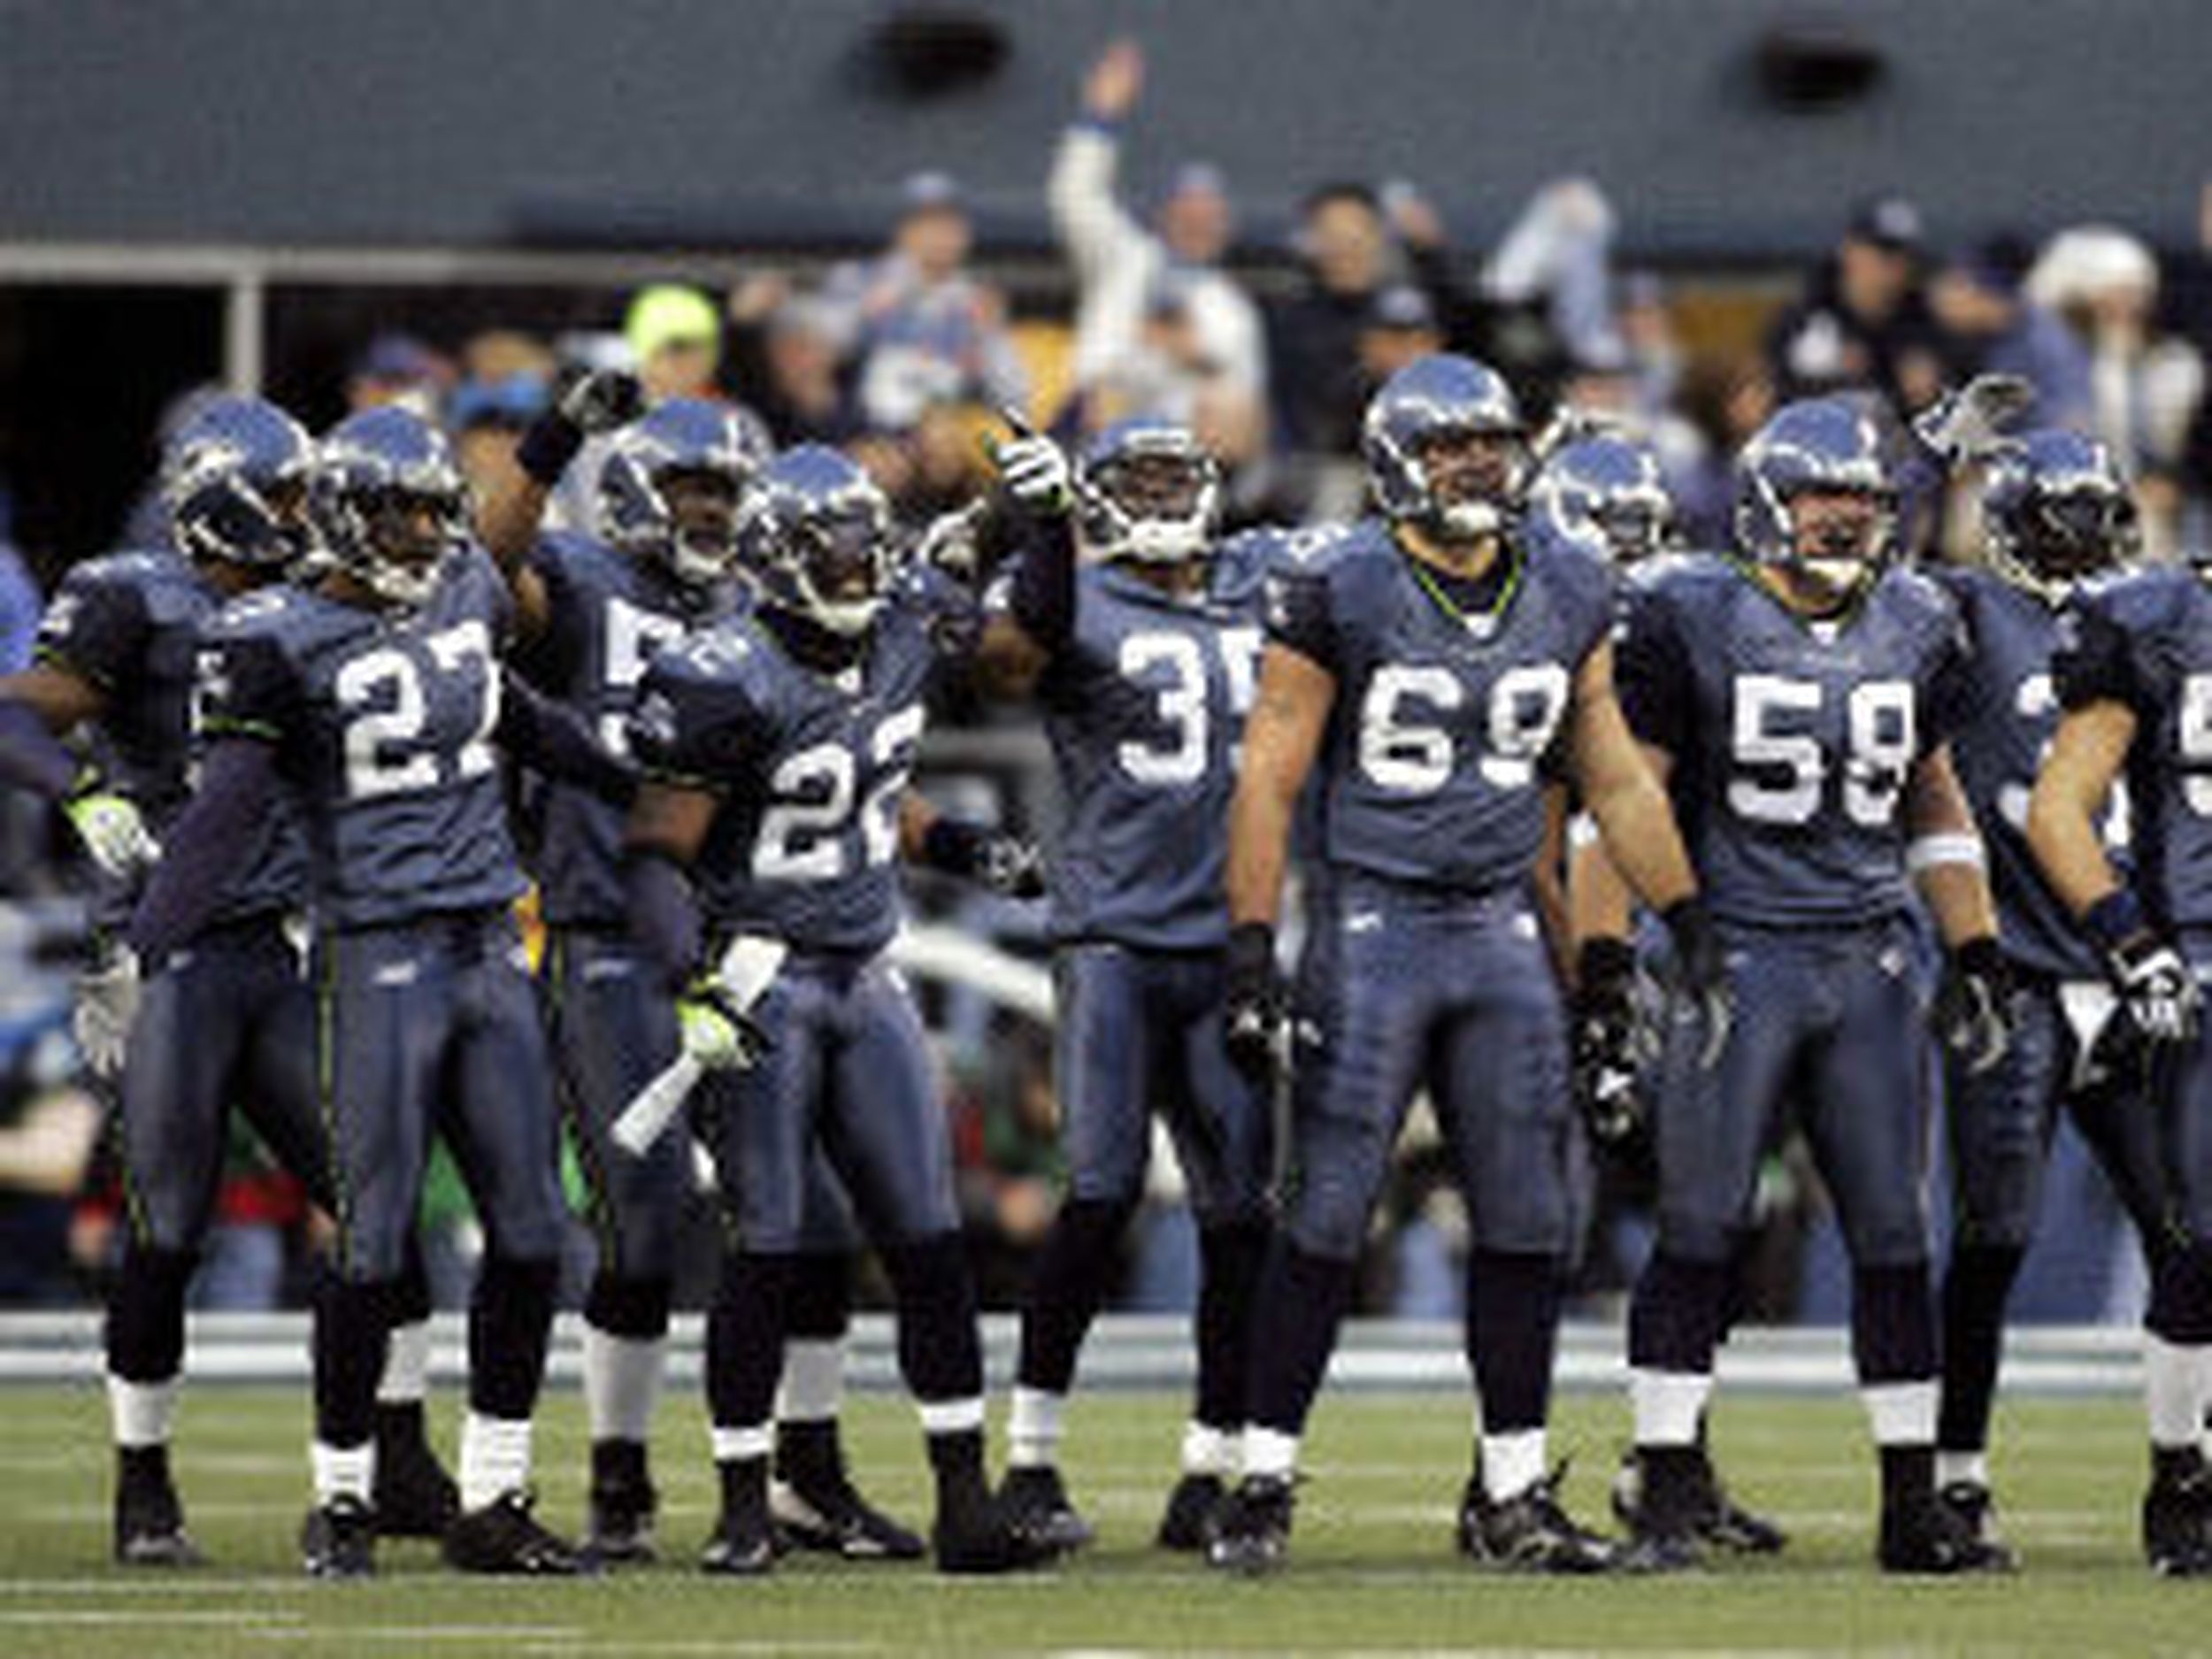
[1728,673,1913,827]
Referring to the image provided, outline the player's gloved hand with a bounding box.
[988,411,1072,518]
[1933,935,2016,1075]
[1571,936,1645,1144]
[2085,888,2202,1047]
[676,981,772,1073]
[1911,373,2034,469]
[515,366,647,484]
[64,784,160,880]
[918,818,1047,899]
[73,945,142,1080]
[1661,897,1732,1069]
[1224,921,1282,1084]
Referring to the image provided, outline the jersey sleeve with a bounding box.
[1263,561,1339,668]
[34,565,149,692]
[627,639,761,792]
[196,611,299,745]
[1613,572,1693,754]
[2052,581,2145,714]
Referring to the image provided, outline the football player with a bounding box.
[966,418,1272,1553]
[1924,429,2170,1563]
[128,406,630,1578]
[2029,491,2212,1576]
[1580,396,2014,1574]
[1526,423,1677,568]
[1204,354,1721,1575]
[485,384,928,1563]
[0,396,453,1564]
[621,442,1066,1575]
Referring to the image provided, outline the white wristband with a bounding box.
[1906,832,1986,874]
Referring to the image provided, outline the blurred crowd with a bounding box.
[1,36,2204,1325]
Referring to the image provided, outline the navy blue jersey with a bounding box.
[515,532,736,928]
[1266,518,1611,895]
[35,550,303,931]
[1617,554,1970,928]
[1932,565,2105,979]
[197,550,524,929]
[2054,564,2212,934]
[1033,533,1277,949]
[631,569,963,955]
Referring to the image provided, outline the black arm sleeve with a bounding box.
[1003,511,1078,653]
[622,845,702,993]
[126,741,277,965]
[496,670,637,807]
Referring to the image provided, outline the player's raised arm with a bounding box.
[477,367,644,638]
[971,423,1079,698]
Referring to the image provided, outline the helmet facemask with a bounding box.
[1408,425,1526,542]
[346,485,461,610]
[1781,484,1893,603]
[655,467,745,589]
[1079,445,1219,566]
[781,506,889,637]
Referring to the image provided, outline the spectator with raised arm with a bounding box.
[1048,39,1265,466]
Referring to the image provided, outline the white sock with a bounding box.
[774,1338,843,1425]
[1629,1369,1713,1448]
[1936,1449,1990,1490]
[377,1320,432,1406]
[1008,1386,1064,1470]
[918,1396,986,1437]
[107,1375,179,1449]
[2146,1334,2212,1448]
[1861,1381,1939,1447]
[311,1440,374,1506]
[710,1424,772,1464]
[582,1326,665,1444]
[458,1413,532,1512]
[1482,1427,1548,1502]
[1181,1420,1237,1479]
[1241,1425,1299,1482]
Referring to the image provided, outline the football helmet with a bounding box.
[1732,396,1895,596]
[1075,418,1221,566]
[312,406,468,611]
[163,395,316,572]
[742,446,894,638]
[1362,353,1528,541]
[1981,428,2136,602]
[596,397,771,588]
[1529,428,1675,565]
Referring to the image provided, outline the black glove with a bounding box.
[919,818,1046,900]
[1933,935,2016,1075]
[515,366,647,485]
[1660,898,1732,1069]
[1571,936,1645,1145]
[1224,922,1282,1084]
[2086,889,2203,1047]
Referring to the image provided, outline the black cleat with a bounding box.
[998,1465,1095,1555]
[772,1473,925,1561]
[584,1441,658,1567]
[372,1408,458,1540]
[1205,1475,1294,1577]
[701,1502,776,1577]
[1613,1446,1786,1556]
[1937,1480,2018,1572]
[114,1448,205,1569]
[1611,1447,1712,1574]
[301,1495,377,1580]
[1458,1469,1617,1574]
[443,1491,588,1576]
[2144,1452,2212,1578]
[1156,1472,1227,1552]
[1878,1488,2012,1575]
[932,1489,1057,1576]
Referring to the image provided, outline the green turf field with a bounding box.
[1,1385,2206,1655]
